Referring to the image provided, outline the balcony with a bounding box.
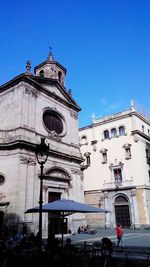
[103,179,134,190]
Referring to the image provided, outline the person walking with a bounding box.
[116,224,124,247]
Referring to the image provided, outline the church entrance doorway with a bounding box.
[48,192,68,235]
[114,195,131,228]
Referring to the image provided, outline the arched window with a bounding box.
[111,128,117,138]
[123,143,132,159]
[100,148,108,163]
[58,71,62,83]
[104,130,109,139]
[119,126,125,136]
[39,70,44,77]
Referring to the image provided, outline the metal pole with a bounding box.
[131,189,136,230]
[39,163,44,254]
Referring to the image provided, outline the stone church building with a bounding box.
[0,52,85,237]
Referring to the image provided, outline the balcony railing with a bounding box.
[103,179,134,189]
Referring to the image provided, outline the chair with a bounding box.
[79,242,94,267]
[93,241,102,256]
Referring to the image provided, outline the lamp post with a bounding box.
[36,137,49,254]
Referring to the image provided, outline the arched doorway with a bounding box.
[114,195,131,228]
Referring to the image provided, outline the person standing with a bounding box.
[116,224,124,247]
[21,223,27,238]
[101,237,113,256]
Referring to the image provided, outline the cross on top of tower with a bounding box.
[47,46,54,61]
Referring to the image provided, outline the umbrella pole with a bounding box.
[61,214,64,248]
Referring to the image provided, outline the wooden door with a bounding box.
[115,205,131,228]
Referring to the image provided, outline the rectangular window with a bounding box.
[102,152,107,163]
[146,149,149,158]
[84,152,91,166]
[125,147,131,159]
[145,149,150,164]
[142,125,145,133]
[87,155,91,165]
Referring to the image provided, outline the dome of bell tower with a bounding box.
[34,50,67,86]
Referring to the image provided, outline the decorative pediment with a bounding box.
[29,76,81,111]
[0,74,81,112]
[45,167,72,182]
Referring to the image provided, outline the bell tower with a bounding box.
[34,50,66,86]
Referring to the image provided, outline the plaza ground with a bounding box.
[62,228,150,248]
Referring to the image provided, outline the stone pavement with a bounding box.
[64,228,150,247]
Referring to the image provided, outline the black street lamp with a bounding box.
[36,137,49,254]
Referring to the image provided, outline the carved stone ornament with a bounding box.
[48,131,61,141]
[71,168,82,175]
[45,167,72,182]
[131,188,136,197]
[103,191,108,198]
[26,60,31,72]
[24,86,37,97]
[0,193,6,201]
[20,156,36,166]
[70,111,78,120]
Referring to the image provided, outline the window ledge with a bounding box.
[125,156,132,160]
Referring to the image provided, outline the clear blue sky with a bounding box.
[0,0,150,127]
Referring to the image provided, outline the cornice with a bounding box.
[79,109,150,130]
[102,186,136,192]
[130,111,150,125]
[0,74,81,112]
[131,130,150,142]
[0,139,83,164]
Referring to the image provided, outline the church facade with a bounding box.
[0,52,85,237]
[79,104,150,229]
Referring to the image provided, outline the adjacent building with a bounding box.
[0,52,85,237]
[79,104,150,229]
